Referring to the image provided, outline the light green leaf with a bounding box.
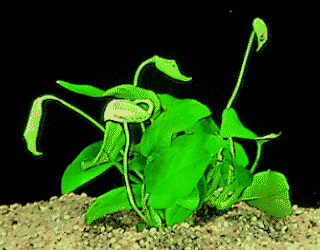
[252,18,268,52]
[102,84,162,122]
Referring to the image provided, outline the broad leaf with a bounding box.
[145,134,223,209]
[140,98,212,158]
[237,169,292,218]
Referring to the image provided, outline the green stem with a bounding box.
[133,57,156,87]
[123,123,148,223]
[226,31,255,110]
[249,140,263,174]
[133,57,156,133]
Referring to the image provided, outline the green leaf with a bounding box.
[140,98,212,158]
[23,96,45,156]
[61,141,118,194]
[190,116,220,135]
[252,18,268,52]
[157,93,182,111]
[23,94,106,156]
[238,169,292,218]
[176,186,200,211]
[80,121,125,171]
[56,80,106,97]
[220,108,257,139]
[234,142,249,168]
[197,174,208,209]
[165,202,194,227]
[84,184,143,224]
[145,134,221,208]
[154,55,192,82]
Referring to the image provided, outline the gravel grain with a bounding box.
[1,192,319,249]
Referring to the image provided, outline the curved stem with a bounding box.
[249,140,263,174]
[226,31,255,109]
[133,57,156,87]
[45,95,106,133]
[123,123,148,223]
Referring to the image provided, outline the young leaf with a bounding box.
[154,55,192,82]
[252,18,268,52]
[56,80,106,97]
[220,108,257,139]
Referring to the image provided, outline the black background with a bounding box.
[3,7,318,210]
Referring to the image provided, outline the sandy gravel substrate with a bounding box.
[1,192,319,249]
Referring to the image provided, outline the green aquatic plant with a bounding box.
[23,17,291,233]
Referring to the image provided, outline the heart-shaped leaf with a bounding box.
[56,80,106,97]
[154,55,192,82]
[237,169,292,217]
[220,108,257,139]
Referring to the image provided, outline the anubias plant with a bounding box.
[23,17,291,233]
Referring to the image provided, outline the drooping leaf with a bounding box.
[252,18,268,52]
[154,55,192,82]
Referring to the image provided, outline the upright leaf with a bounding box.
[56,80,106,97]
